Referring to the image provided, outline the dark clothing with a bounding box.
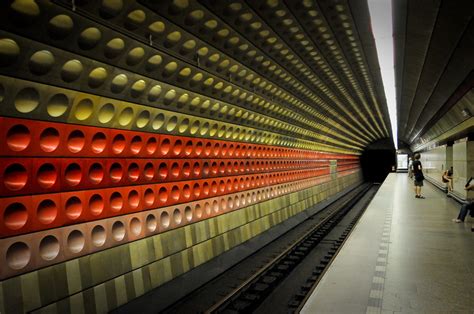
[457,202,474,222]
[412,160,422,176]
[412,160,424,183]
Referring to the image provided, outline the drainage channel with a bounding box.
[205,184,377,314]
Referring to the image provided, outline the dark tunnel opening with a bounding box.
[360,140,396,183]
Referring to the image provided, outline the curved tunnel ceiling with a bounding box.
[394,0,474,151]
[138,0,394,153]
[0,0,394,155]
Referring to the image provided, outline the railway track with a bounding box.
[162,183,377,314]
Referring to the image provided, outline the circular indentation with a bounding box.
[89,163,104,184]
[78,27,102,49]
[118,107,134,126]
[74,98,93,121]
[178,118,189,133]
[91,225,106,247]
[144,188,155,206]
[4,163,27,191]
[127,162,140,182]
[195,204,203,218]
[158,186,168,203]
[105,38,125,58]
[89,194,104,216]
[165,32,182,48]
[185,206,192,222]
[111,74,128,93]
[4,202,28,230]
[148,84,162,101]
[163,62,178,76]
[131,80,146,97]
[6,124,30,152]
[161,211,170,228]
[67,230,85,253]
[39,127,60,152]
[173,208,182,224]
[149,21,165,34]
[98,103,115,123]
[158,163,168,180]
[185,141,193,156]
[186,10,204,25]
[193,183,201,198]
[112,134,126,154]
[136,110,150,128]
[126,9,146,28]
[37,163,57,189]
[190,120,199,135]
[180,39,196,53]
[110,192,124,212]
[171,186,180,201]
[146,137,158,154]
[182,184,191,199]
[130,136,143,154]
[15,87,39,113]
[91,132,107,153]
[182,162,191,177]
[146,214,157,232]
[48,14,74,38]
[61,59,83,82]
[47,93,69,117]
[65,196,82,220]
[128,190,140,209]
[144,162,154,180]
[130,217,142,235]
[112,221,125,241]
[39,235,59,261]
[126,47,145,66]
[173,139,182,155]
[0,38,20,66]
[160,138,171,155]
[67,130,85,153]
[109,163,123,183]
[146,55,163,72]
[204,202,211,215]
[6,242,30,270]
[88,67,108,88]
[152,113,165,130]
[29,50,55,75]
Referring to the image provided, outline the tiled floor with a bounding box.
[301,173,474,313]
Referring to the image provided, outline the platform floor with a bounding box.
[301,173,473,314]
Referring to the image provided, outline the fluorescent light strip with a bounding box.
[367,0,398,149]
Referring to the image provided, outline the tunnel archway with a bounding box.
[360,139,396,183]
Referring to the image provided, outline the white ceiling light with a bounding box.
[368,0,398,149]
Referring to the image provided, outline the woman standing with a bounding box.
[412,153,425,199]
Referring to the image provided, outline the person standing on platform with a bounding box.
[408,156,413,178]
[452,179,473,223]
[412,153,425,199]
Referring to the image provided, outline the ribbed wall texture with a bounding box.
[0,1,379,313]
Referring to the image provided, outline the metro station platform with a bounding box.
[301,173,474,313]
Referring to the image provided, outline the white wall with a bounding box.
[452,140,474,200]
[421,145,447,188]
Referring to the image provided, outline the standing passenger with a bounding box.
[412,153,425,199]
[408,157,413,179]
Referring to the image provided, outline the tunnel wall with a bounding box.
[0,1,363,313]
